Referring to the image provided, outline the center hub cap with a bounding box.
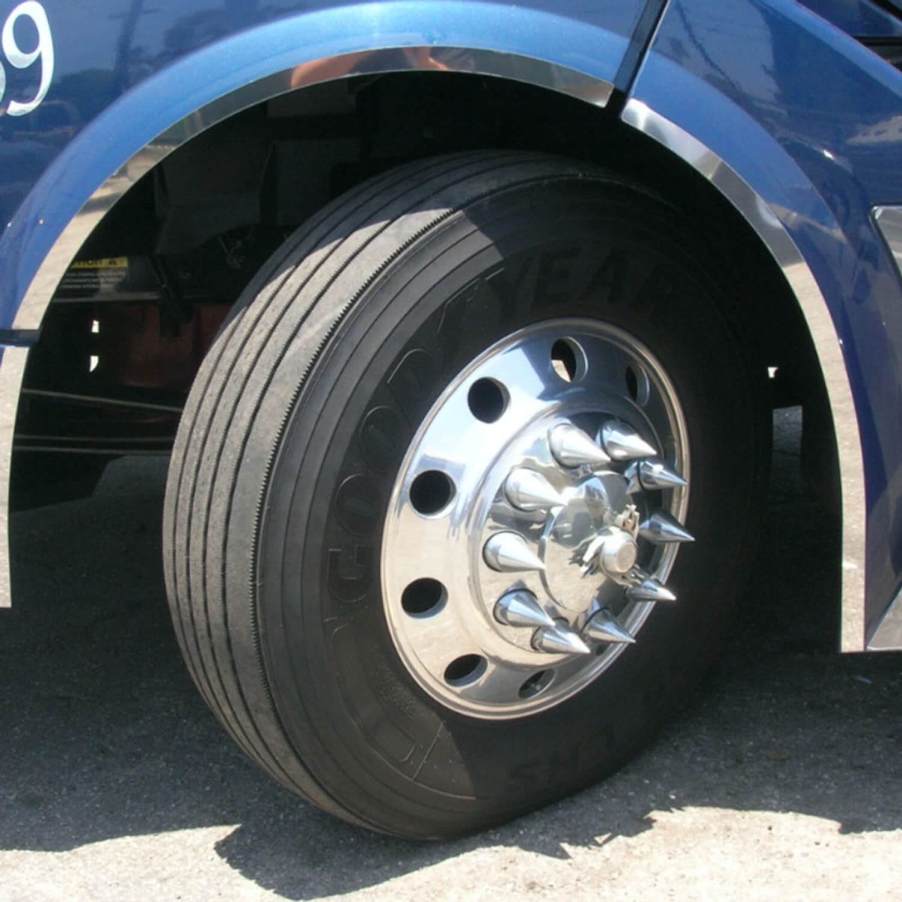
[540,474,634,612]
[381,320,692,718]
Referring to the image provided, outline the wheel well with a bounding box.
[12,71,837,510]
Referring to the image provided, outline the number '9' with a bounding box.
[0,2,54,117]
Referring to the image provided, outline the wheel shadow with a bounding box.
[0,409,900,899]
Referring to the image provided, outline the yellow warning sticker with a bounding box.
[71,257,128,270]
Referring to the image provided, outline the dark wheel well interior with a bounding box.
[11,71,838,515]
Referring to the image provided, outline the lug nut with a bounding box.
[505,468,565,511]
[494,590,555,629]
[625,570,677,603]
[532,623,591,655]
[599,420,657,461]
[584,609,635,645]
[625,459,688,494]
[483,532,545,572]
[549,424,611,469]
[638,511,695,544]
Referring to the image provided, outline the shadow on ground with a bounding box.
[1,409,900,898]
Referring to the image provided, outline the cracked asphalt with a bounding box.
[0,409,900,901]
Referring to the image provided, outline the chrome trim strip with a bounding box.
[874,206,902,275]
[621,98,868,652]
[867,587,902,650]
[13,47,611,332]
[0,345,29,607]
[871,206,902,643]
[0,47,614,606]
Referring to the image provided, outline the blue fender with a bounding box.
[623,0,902,650]
[0,0,646,330]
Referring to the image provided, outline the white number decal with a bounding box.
[0,1,54,117]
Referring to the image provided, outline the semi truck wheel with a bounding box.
[163,151,769,838]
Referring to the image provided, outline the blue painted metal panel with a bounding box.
[0,0,645,328]
[629,0,902,633]
[798,0,902,37]
[2,0,902,641]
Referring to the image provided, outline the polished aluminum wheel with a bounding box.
[381,320,692,718]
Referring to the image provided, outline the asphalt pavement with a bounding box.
[0,408,900,901]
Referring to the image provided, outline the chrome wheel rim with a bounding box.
[381,319,691,718]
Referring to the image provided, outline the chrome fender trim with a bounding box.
[0,47,614,607]
[868,588,902,651]
[874,206,902,275]
[0,345,28,607]
[13,47,611,333]
[621,98,867,652]
[869,207,902,651]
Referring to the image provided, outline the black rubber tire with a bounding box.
[163,151,770,839]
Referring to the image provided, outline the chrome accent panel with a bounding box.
[13,47,611,332]
[0,345,29,607]
[621,98,868,652]
[867,588,902,651]
[0,47,613,607]
[874,206,902,275]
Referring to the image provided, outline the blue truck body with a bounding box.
[0,0,900,650]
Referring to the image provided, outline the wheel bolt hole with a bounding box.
[467,378,508,423]
[409,470,455,515]
[519,669,554,699]
[625,366,639,400]
[551,338,584,383]
[625,364,650,405]
[444,655,486,687]
[401,578,446,617]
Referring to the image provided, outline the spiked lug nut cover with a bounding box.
[625,458,688,494]
[532,623,592,655]
[625,569,677,603]
[494,590,556,629]
[505,468,566,511]
[638,511,695,544]
[599,419,657,461]
[483,531,545,572]
[584,609,635,644]
[548,424,611,469]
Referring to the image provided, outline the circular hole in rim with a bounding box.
[518,669,555,699]
[467,378,508,423]
[625,365,639,401]
[551,338,584,383]
[625,363,651,406]
[401,578,446,617]
[444,654,486,687]
[409,470,455,515]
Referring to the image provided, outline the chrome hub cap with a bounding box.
[538,473,635,612]
[381,320,691,718]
